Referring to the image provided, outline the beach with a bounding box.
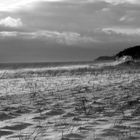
[0,62,140,140]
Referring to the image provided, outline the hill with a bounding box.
[94,56,115,62]
[95,45,140,62]
[115,45,140,59]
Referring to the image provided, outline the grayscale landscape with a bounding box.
[0,0,140,140]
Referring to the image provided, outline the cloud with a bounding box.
[119,15,135,22]
[1,0,140,12]
[0,0,66,11]
[101,8,110,12]
[102,27,140,35]
[58,0,140,4]
[0,30,98,45]
[0,17,23,28]
[0,0,140,44]
[0,31,17,37]
[96,0,140,5]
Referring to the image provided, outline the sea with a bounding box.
[0,61,94,70]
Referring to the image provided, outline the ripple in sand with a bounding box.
[2,122,32,131]
[0,112,15,121]
[0,130,13,137]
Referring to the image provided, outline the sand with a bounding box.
[0,65,140,140]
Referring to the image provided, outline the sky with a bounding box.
[0,0,140,62]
